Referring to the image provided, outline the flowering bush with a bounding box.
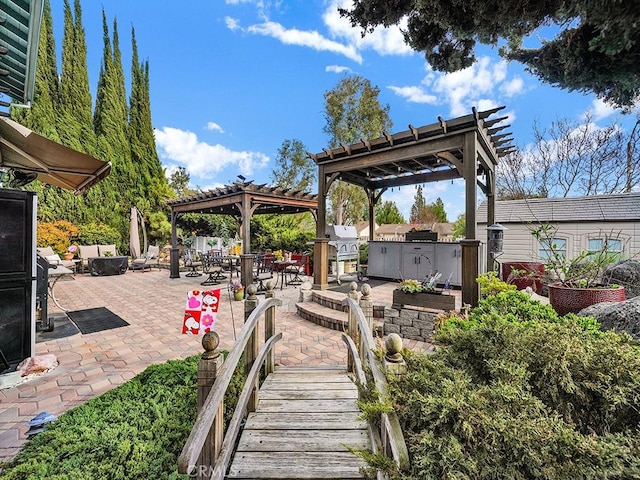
[67,245,78,255]
[230,279,244,293]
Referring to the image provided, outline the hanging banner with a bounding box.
[182,289,221,335]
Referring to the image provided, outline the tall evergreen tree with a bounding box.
[58,0,95,153]
[128,28,171,216]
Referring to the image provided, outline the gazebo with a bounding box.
[309,106,513,307]
[166,181,317,289]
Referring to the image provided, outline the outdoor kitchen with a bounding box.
[367,235,462,287]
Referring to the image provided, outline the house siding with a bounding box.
[478,220,640,263]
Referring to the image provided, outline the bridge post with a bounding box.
[347,282,359,373]
[383,333,407,380]
[244,284,260,413]
[197,331,224,476]
[359,283,374,360]
[264,281,276,375]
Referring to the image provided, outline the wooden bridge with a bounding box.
[178,285,409,480]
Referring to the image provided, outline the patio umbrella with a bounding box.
[130,207,142,259]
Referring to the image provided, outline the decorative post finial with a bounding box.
[384,333,404,363]
[202,331,220,359]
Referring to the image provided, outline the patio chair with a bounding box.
[201,250,226,286]
[253,253,274,292]
[285,253,308,286]
[184,249,203,277]
[130,245,160,272]
[37,246,76,271]
[98,244,117,256]
[78,245,100,273]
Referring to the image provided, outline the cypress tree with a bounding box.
[58,0,95,153]
[128,28,171,215]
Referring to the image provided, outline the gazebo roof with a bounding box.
[166,180,318,216]
[310,106,513,190]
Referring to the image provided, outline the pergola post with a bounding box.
[486,170,496,273]
[461,131,481,306]
[461,239,480,307]
[314,165,329,289]
[170,210,180,279]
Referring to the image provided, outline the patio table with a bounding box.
[274,260,296,290]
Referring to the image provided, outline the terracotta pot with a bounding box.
[63,252,74,261]
[548,283,626,316]
[501,261,545,294]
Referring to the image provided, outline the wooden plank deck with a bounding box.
[227,366,370,479]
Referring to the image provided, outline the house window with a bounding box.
[539,237,566,260]
[588,237,623,262]
[588,238,622,253]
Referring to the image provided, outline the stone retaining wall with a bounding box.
[383,306,438,342]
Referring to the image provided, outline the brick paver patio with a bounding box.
[0,269,430,462]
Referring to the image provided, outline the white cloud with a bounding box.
[387,85,437,105]
[321,0,413,57]
[388,57,526,118]
[205,122,225,133]
[154,126,269,179]
[244,20,363,63]
[225,16,240,31]
[326,65,351,74]
[584,98,618,122]
[500,77,524,97]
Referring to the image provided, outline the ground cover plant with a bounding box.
[0,354,244,479]
[381,289,640,479]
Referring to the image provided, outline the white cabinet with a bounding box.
[401,243,435,280]
[367,241,461,286]
[435,243,462,287]
[367,242,402,279]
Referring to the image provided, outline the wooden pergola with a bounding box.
[310,106,513,307]
[166,181,317,289]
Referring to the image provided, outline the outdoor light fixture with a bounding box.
[487,223,507,254]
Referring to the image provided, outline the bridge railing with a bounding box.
[341,294,410,475]
[178,284,282,479]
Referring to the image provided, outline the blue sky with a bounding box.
[49,0,635,222]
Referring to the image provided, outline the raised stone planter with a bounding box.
[392,289,456,311]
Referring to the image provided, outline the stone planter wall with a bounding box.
[383,306,438,342]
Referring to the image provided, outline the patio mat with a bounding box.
[66,307,130,334]
[36,314,80,343]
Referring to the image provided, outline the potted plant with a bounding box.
[501,261,545,294]
[531,224,625,315]
[230,279,244,301]
[64,245,78,261]
[392,275,456,311]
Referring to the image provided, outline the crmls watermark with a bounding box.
[187,465,215,478]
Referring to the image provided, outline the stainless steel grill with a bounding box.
[326,225,359,283]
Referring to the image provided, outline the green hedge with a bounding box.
[384,291,640,479]
[0,354,244,479]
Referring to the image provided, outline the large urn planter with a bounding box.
[392,289,456,311]
[548,283,626,316]
[501,261,545,294]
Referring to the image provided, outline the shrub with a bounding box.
[36,220,79,254]
[382,291,640,479]
[76,222,121,248]
[476,271,516,296]
[0,354,245,479]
